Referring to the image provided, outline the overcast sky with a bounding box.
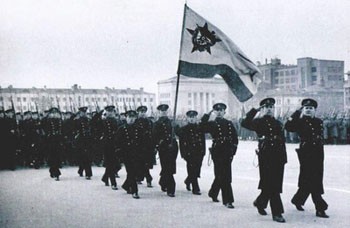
[1,0,349,93]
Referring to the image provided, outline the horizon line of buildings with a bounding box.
[0,84,156,114]
[1,57,349,118]
[158,57,349,118]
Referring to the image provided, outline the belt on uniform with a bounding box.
[258,135,283,141]
[213,136,233,143]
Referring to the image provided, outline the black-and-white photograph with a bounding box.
[1,0,350,227]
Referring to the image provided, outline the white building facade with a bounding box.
[157,76,242,117]
[0,84,156,114]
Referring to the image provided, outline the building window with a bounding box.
[291,70,295,75]
[144,98,147,102]
[280,71,284,76]
[86,98,89,102]
[188,93,192,98]
[311,67,317,73]
[285,71,290,76]
[150,98,153,102]
[312,75,317,81]
[17,97,21,102]
[103,98,107,102]
[137,98,141,102]
[160,93,170,98]
[274,72,279,76]
[188,100,192,105]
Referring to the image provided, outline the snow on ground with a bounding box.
[1,141,349,228]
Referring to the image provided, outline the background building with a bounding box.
[158,57,345,118]
[344,71,350,113]
[157,76,241,117]
[0,84,156,114]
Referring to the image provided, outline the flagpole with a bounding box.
[173,3,188,120]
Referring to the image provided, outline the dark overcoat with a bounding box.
[135,117,155,168]
[176,122,206,177]
[285,110,325,194]
[152,116,178,175]
[201,114,238,183]
[241,108,287,193]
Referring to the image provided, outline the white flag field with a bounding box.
[177,5,262,102]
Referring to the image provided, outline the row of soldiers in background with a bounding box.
[237,112,350,145]
[0,106,156,174]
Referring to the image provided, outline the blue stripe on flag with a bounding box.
[178,60,253,102]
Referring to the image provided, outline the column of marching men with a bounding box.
[0,98,332,223]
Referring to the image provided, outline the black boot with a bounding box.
[253,200,267,215]
[316,211,329,218]
[272,215,286,223]
[225,203,234,209]
[132,193,140,199]
[208,191,219,202]
[291,199,304,211]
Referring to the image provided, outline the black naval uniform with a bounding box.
[116,121,142,197]
[20,117,42,168]
[153,116,179,196]
[285,110,328,213]
[101,116,120,188]
[0,115,17,170]
[75,116,93,178]
[135,116,154,185]
[241,108,287,217]
[43,116,63,179]
[91,111,104,166]
[62,115,76,166]
[201,113,238,206]
[177,122,206,194]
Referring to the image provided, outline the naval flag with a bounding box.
[177,5,261,102]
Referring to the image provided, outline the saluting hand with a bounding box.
[256,104,265,112]
[208,110,217,121]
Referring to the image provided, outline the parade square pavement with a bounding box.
[1,141,350,228]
